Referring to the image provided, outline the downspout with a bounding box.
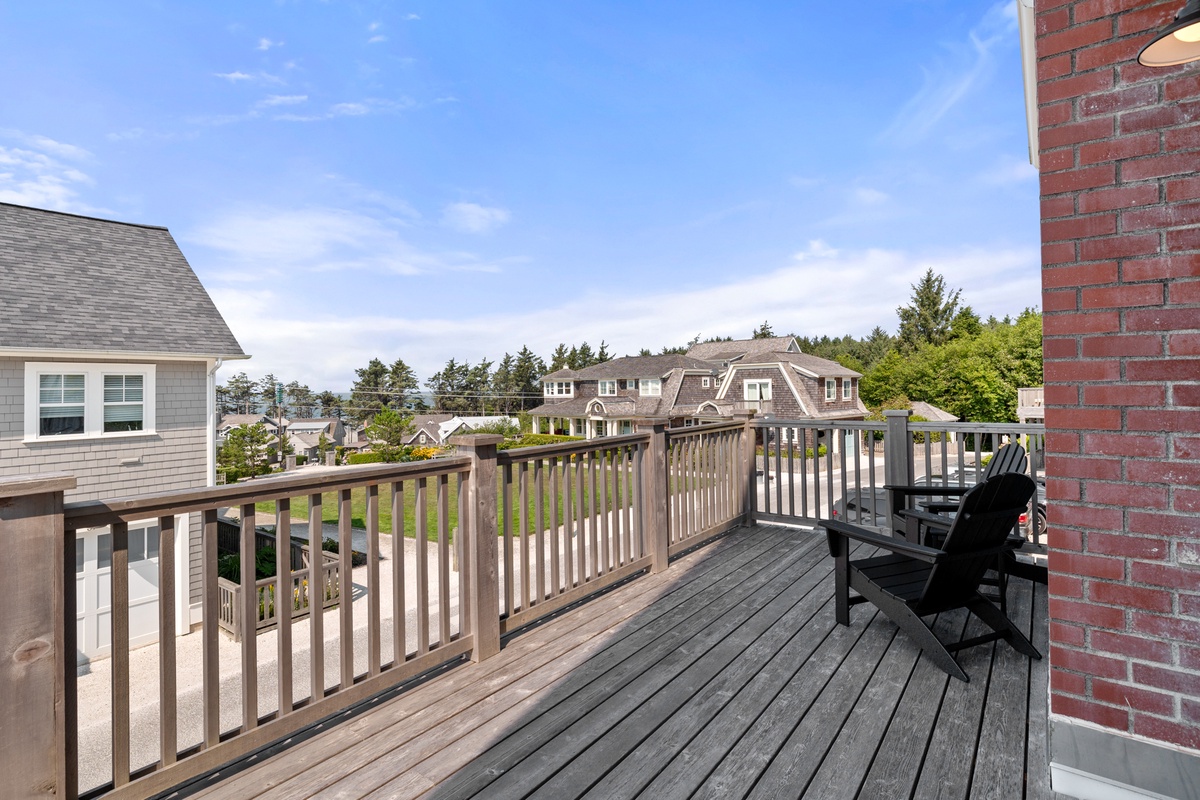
[1018,0,1040,169]
[207,358,224,486]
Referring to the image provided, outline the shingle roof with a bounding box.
[541,354,716,382]
[0,203,246,357]
[686,337,798,361]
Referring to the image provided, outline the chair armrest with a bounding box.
[919,500,959,513]
[896,508,953,532]
[822,518,945,563]
[884,484,972,498]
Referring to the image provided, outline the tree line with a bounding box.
[218,269,1042,427]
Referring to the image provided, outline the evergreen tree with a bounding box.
[219,371,258,415]
[512,346,547,410]
[348,358,389,424]
[317,390,343,418]
[365,408,415,462]
[549,343,570,371]
[492,353,518,414]
[752,320,774,339]
[596,340,612,362]
[285,381,317,418]
[258,374,283,418]
[386,357,420,409]
[896,269,962,351]
[218,423,271,477]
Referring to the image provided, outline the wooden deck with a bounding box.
[164,524,1059,800]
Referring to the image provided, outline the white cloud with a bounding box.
[330,102,369,116]
[881,2,1017,146]
[793,240,838,261]
[442,202,511,234]
[0,132,97,212]
[205,242,1041,390]
[368,21,382,31]
[853,187,889,206]
[257,38,281,51]
[368,35,388,44]
[187,205,512,283]
[405,14,421,21]
[978,154,1038,186]
[214,71,284,85]
[259,94,308,107]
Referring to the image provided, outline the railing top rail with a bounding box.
[908,421,1046,434]
[665,420,747,440]
[64,456,473,529]
[751,419,885,431]
[495,432,651,464]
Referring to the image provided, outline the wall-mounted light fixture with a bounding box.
[1139,0,1200,67]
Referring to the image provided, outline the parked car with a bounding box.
[831,487,890,528]
[1019,478,1047,540]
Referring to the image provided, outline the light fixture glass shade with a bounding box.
[1139,0,1200,67]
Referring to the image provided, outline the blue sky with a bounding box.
[0,1,1039,389]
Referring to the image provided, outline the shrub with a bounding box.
[407,446,440,460]
[217,545,279,584]
[804,445,829,458]
[497,434,584,451]
[295,454,308,465]
[347,452,385,465]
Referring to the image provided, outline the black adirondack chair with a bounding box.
[824,472,1040,682]
[887,442,1028,543]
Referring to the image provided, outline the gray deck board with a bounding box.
[170,525,1054,800]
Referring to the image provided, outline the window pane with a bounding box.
[129,528,146,563]
[40,374,63,391]
[76,539,85,574]
[97,533,112,570]
[146,526,160,560]
[40,410,84,435]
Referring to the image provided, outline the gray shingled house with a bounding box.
[0,202,247,661]
[531,338,868,448]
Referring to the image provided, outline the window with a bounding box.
[843,378,852,400]
[620,420,633,435]
[575,419,588,436]
[103,374,144,432]
[38,373,85,436]
[25,363,155,440]
[825,380,836,401]
[598,380,617,396]
[744,380,772,402]
[543,381,573,397]
[639,378,662,396]
[702,376,711,388]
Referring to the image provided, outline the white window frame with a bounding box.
[542,381,574,398]
[598,380,617,396]
[25,362,156,442]
[574,418,588,436]
[702,376,711,388]
[639,378,662,397]
[743,379,772,402]
[825,379,836,401]
[843,378,852,400]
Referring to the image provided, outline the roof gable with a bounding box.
[0,203,245,358]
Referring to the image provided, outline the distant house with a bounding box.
[285,417,345,461]
[0,202,247,661]
[529,338,867,451]
[402,413,518,446]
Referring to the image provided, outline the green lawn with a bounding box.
[254,464,640,541]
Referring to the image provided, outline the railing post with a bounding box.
[733,411,756,525]
[635,418,670,573]
[0,473,77,799]
[884,410,914,537]
[451,434,503,662]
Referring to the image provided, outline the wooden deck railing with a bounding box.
[1,410,1043,799]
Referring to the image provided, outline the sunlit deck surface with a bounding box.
[166,524,1057,800]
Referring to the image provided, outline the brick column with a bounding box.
[1036,1,1200,795]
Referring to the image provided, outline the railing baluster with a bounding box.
[110,521,131,786]
[519,461,530,611]
[202,509,220,748]
[366,484,381,677]
[438,473,451,647]
[503,463,514,617]
[613,446,625,566]
[534,459,545,605]
[338,488,354,688]
[308,492,324,702]
[392,480,406,667]
[587,450,598,579]
[575,452,585,584]
[416,477,429,655]
[238,505,258,731]
[633,443,644,558]
[548,456,560,595]
[457,471,469,638]
[564,455,576,589]
[275,500,293,716]
[156,514,178,768]
[599,449,610,574]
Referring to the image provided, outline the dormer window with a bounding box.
[825,380,836,401]
[543,381,573,397]
[639,378,662,397]
[843,379,852,400]
[598,380,617,396]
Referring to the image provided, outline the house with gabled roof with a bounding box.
[529,339,867,450]
[0,201,247,661]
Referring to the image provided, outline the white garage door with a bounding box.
[75,523,161,663]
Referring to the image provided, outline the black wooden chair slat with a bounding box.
[823,471,1040,682]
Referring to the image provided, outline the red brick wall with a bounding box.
[1038,0,1200,751]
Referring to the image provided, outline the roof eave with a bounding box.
[0,346,250,362]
